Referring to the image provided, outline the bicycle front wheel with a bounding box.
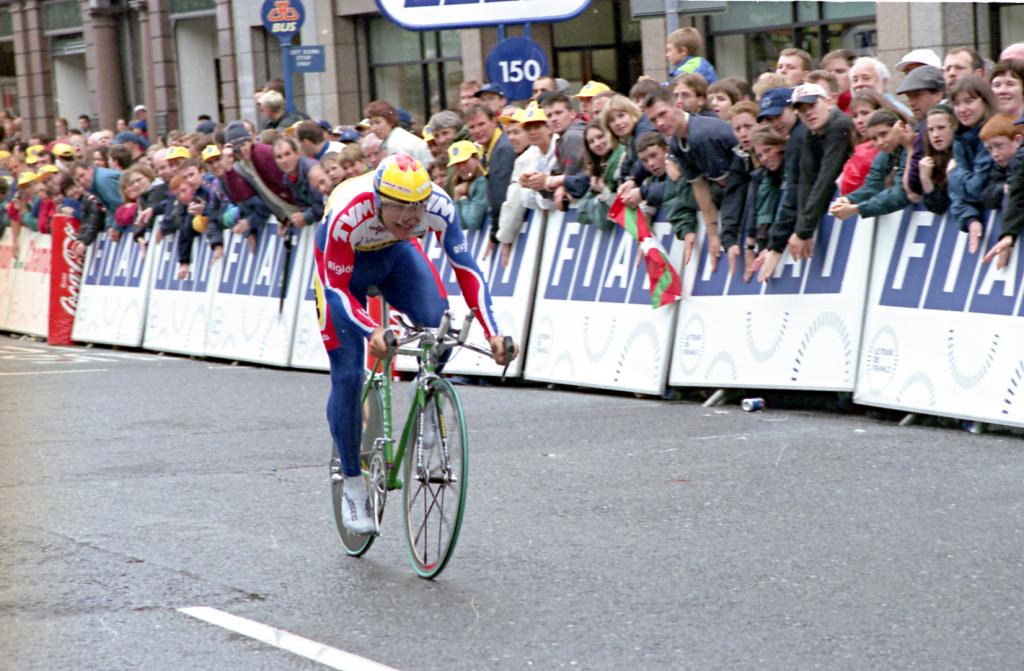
[333,380,386,556]
[403,378,468,579]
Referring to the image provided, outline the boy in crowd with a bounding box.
[62,173,106,258]
[666,27,718,84]
[167,173,223,280]
[776,48,813,87]
[979,113,1023,211]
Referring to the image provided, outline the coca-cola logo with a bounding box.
[58,221,82,316]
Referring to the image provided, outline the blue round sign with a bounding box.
[261,0,305,45]
[486,37,549,102]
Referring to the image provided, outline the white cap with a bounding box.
[791,83,829,104]
[133,104,146,113]
[894,49,942,72]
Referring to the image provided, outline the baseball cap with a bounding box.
[133,104,147,113]
[519,101,548,125]
[791,83,829,105]
[26,145,44,156]
[165,146,191,161]
[574,81,612,99]
[355,118,371,130]
[317,119,333,133]
[338,128,360,143]
[195,119,217,134]
[498,107,522,125]
[38,165,60,176]
[224,121,251,147]
[447,140,479,167]
[114,131,150,149]
[25,155,39,165]
[475,82,507,98]
[52,143,75,159]
[758,87,793,120]
[896,65,945,94]
[396,108,413,128]
[0,150,11,161]
[894,49,942,73]
[201,144,222,162]
[17,171,38,187]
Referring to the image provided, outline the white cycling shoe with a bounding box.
[341,477,375,535]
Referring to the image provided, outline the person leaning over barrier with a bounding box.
[721,101,759,275]
[517,102,559,212]
[62,173,105,259]
[758,83,852,281]
[72,159,122,233]
[273,136,326,232]
[983,114,1024,269]
[494,108,537,267]
[978,113,1023,212]
[167,173,223,280]
[830,109,919,222]
[644,86,737,271]
[465,103,515,253]
[948,76,998,254]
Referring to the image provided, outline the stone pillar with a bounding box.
[216,0,239,122]
[459,29,485,84]
[641,17,668,83]
[147,0,179,134]
[11,0,54,137]
[132,1,158,132]
[336,15,367,125]
[80,3,126,131]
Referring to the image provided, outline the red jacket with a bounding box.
[840,140,879,196]
[222,143,297,206]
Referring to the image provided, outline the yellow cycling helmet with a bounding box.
[373,153,432,203]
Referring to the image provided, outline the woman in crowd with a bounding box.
[741,127,788,280]
[831,109,919,221]
[363,99,432,167]
[918,104,957,215]
[990,59,1024,121]
[600,94,653,197]
[948,75,999,252]
[577,120,624,228]
[114,166,153,242]
[88,145,110,168]
[840,90,888,195]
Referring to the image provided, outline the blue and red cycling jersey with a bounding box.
[314,172,500,347]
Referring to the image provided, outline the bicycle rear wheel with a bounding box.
[403,378,468,579]
[332,380,387,556]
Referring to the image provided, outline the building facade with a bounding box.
[1,0,1022,137]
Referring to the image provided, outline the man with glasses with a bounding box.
[316,153,516,533]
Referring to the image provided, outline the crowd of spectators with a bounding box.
[5,29,1024,287]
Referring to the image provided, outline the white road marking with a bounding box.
[178,606,401,671]
[0,368,109,376]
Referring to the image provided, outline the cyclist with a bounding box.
[315,153,515,534]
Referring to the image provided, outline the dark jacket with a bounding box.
[282,157,325,226]
[949,124,993,232]
[69,192,106,246]
[170,197,224,264]
[997,146,1024,240]
[718,146,753,250]
[483,130,516,241]
[768,121,808,252]
[795,109,853,239]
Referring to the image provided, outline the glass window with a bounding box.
[552,0,615,46]
[557,51,583,83]
[711,2,792,32]
[441,29,461,58]
[822,2,876,20]
[369,17,420,64]
[750,29,794,76]
[373,63,424,115]
[590,49,618,87]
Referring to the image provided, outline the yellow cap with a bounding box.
[201,144,222,162]
[574,81,612,99]
[165,146,190,161]
[422,128,435,143]
[26,144,44,156]
[25,154,39,165]
[497,107,522,125]
[447,140,479,167]
[0,150,11,161]
[284,121,302,136]
[17,171,38,187]
[519,101,548,125]
[52,143,75,158]
[38,165,60,176]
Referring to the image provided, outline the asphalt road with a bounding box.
[2,334,1023,670]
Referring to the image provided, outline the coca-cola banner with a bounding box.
[47,214,81,345]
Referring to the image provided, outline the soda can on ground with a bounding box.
[741,398,765,412]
